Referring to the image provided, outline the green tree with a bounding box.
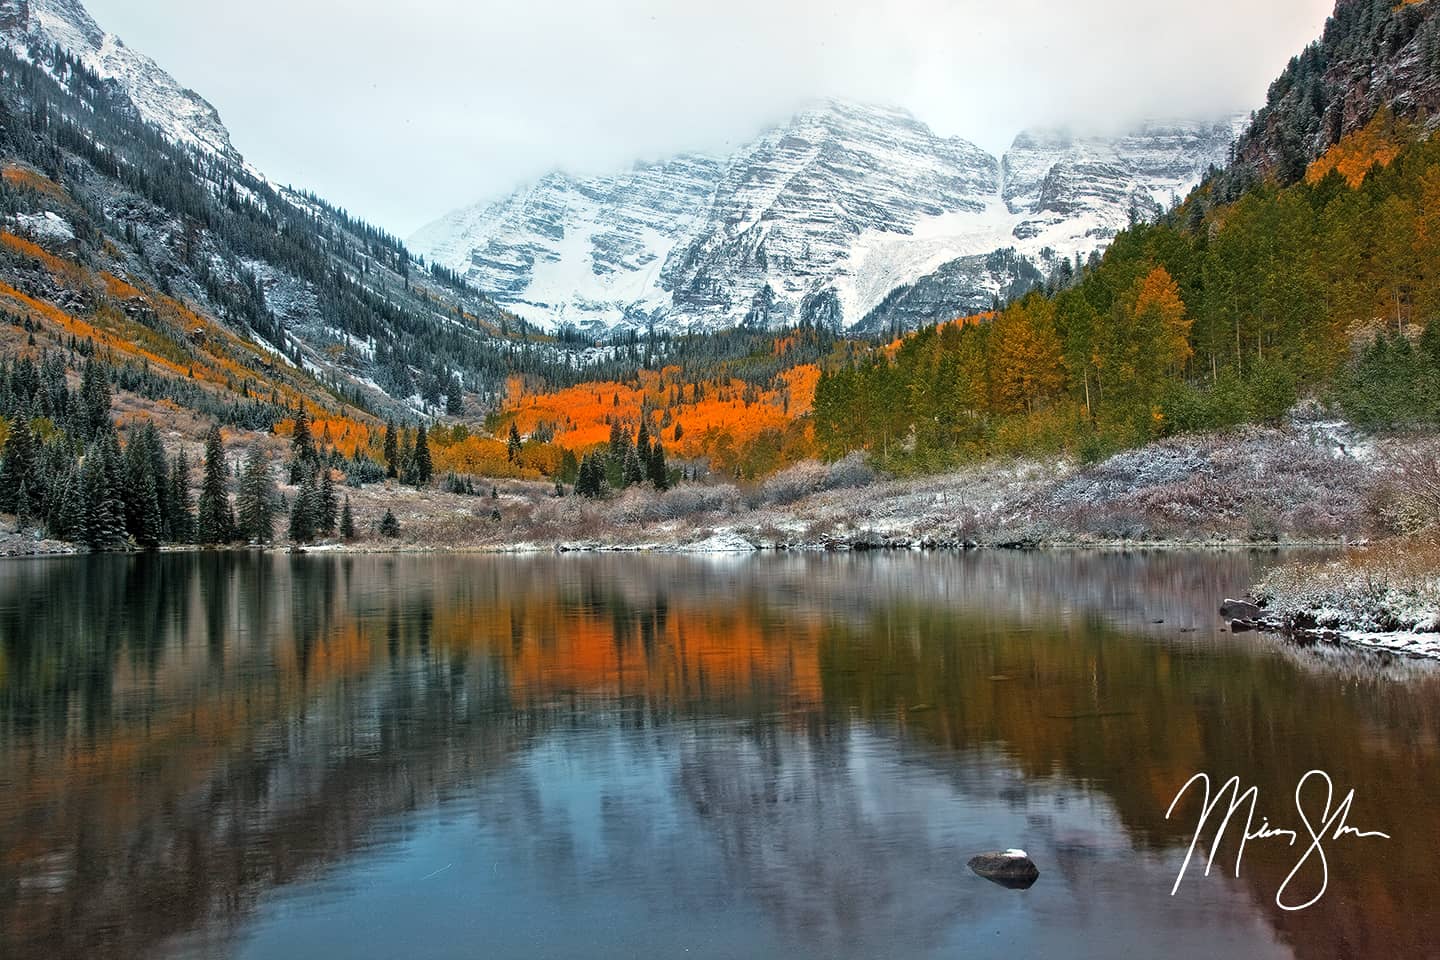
[647,440,669,490]
[379,508,401,538]
[383,419,398,478]
[318,468,338,535]
[414,425,433,486]
[0,413,37,514]
[197,426,233,545]
[507,422,523,463]
[169,450,195,543]
[237,447,278,543]
[288,473,317,543]
[340,495,356,540]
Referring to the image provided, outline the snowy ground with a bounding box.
[1254,541,1440,659]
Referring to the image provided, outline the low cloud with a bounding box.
[86,0,1335,235]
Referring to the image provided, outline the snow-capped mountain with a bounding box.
[414,104,1245,334]
[0,0,238,162]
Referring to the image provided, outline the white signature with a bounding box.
[1165,770,1390,911]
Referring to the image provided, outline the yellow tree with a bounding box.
[989,298,1065,414]
[1132,265,1193,374]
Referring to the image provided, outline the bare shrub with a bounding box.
[656,484,743,519]
[758,461,830,507]
[823,452,877,491]
[1384,442,1440,531]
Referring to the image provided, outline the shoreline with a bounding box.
[9,417,1436,659]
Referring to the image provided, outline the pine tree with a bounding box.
[80,441,126,550]
[379,508,400,538]
[51,466,84,541]
[414,425,433,486]
[648,440,669,491]
[340,495,356,540]
[507,422,522,463]
[292,406,316,465]
[636,420,652,465]
[288,473,317,543]
[318,468,338,535]
[397,429,414,483]
[237,446,278,543]
[446,377,464,416]
[0,413,37,514]
[197,426,233,545]
[383,419,398,478]
[78,357,111,441]
[122,425,163,547]
[169,450,195,544]
[622,444,644,487]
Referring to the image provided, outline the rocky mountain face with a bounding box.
[415,104,1244,335]
[0,0,239,162]
[1225,0,1440,188]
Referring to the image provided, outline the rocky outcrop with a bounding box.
[414,103,1243,335]
[1226,0,1440,187]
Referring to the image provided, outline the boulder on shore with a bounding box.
[1221,598,1263,621]
[968,849,1040,889]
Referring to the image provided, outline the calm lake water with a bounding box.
[0,551,1437,959]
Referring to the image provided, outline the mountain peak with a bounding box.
[0,0,239,162]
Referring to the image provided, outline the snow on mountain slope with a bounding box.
[416,104,1245,334]
[412,154,723,330]
[0,0,239,161]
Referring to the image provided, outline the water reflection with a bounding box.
[0,552,1436,959]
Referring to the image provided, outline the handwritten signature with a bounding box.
[1165,770,1390,911]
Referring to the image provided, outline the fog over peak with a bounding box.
[85,0,1334,236]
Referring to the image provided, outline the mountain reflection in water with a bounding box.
[0,551,1435,959]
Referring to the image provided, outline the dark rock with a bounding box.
[968,850,1040,889]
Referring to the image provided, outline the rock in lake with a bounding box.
[968,849,1040,889]
[1221,599,1262,621]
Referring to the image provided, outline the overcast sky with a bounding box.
[85,0,1334,238]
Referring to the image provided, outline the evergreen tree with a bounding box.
[196,426,233,545]
[575,453,607,498]
[397,429,414,483]
[647,440,669,491]
[318,468,338,535]
[288,473,317,543]
[414,425,433,486]
[340,495,356,540]
[636,420,652,464]
[80,441,126,550]
[169,450,195,543]
[292,406,316,464]
[50,466,84,541]
[78,357,111,441]
[622,444,644,487]
[446,377,464,416]
[237,446,278,543]
[379,507,400,538]
[0,412,37,514]
[383,419,398,478]
[289,407,318,484]
[122,424,163,547]
[507,422,522,463]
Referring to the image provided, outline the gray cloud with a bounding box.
[84,0,1335,236]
